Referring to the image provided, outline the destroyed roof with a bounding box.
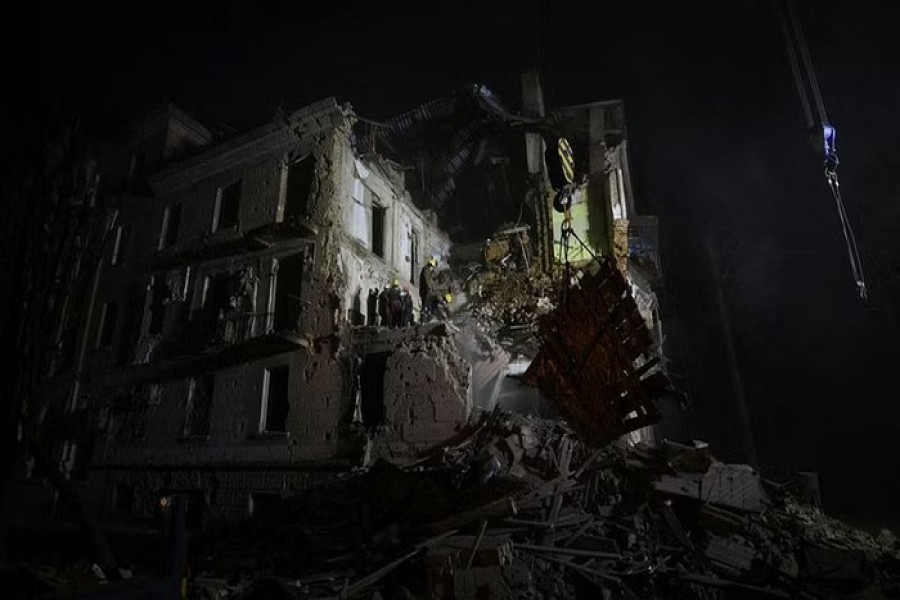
[353,85,533,234]
[380,84,527,143]
[149,98,344,195]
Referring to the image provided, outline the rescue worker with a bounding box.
[419,257,438,321]
[400,286,413,327]
[387,278,403,328]
[377,285,390,327]
[366,288,379,326]
[435,290,453,321]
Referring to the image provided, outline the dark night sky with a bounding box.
[41,1,900,522]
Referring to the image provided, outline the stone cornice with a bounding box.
[150,98,346,196]
[131,102,212,144]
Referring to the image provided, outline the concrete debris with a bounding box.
[174,409,899,599]
[653,463,769,513]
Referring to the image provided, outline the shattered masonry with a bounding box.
[14,97,460,527]
[7,73,897,600]
[7,76,720,599]
[194,412,900,599]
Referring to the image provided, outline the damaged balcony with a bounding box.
[145,218,318,273]
[92,248,315,390]
[91,328,308,390]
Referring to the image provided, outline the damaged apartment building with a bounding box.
[18,99,461,528]
[13,73,667,532]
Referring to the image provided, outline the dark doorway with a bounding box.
[249,492,280,518]
[273,254,303,331]
[372,204,386,258]
[215,180,242,231]
[117,283,143,365]
[263,366,289,433]
[98,301,118,348]
[157,490,208,531]
[410,230,419,283]
[285,156,315,220]
[184,373,214,437]
[148,277,169,335]
[200,274,231,340]
[360,352,388,426]
[184,491,206,530]
[162,204,181,248]
[350,290,365,326]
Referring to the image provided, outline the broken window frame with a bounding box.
[200,275,212,309]
[138,382,162,406]
[116,282,144,366]
[59,440,79,480]
[271,253,304,333]
[212,180,242,232]
[201,273,232,342]
[410,229,420,284]
[359,352,388,427]
[158,204,181,250]
[111,224,130,266]
[371,197,387,259]
[259,365,289,435]
[183,374,214,438]
[281,155,315,222]
[95,300,118,349]
[350,177,370,246]
[147,276,168,336]
[128,147,147,184]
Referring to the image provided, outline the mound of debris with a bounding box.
[468,269,556,335]
[191,409,900,599]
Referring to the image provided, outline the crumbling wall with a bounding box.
[453,325,510,411]
[373,334,472,458]
[79,103,464,530]
[338,247,405,325]
[613,218,630,275]
[88,341,353,526]
[328,132,450,325]
[298,124,346,338]
[293,339,351,453]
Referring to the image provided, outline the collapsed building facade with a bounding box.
[9,79,900,600]
[10,73,669,538]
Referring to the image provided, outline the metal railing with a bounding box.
[216,311,274,345]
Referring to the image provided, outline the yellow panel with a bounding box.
[551,188,603,266]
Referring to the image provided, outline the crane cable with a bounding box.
[775,1,814,129]
[786,0,828,125]
[777,0,867,299]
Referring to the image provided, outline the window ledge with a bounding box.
[206,226,241,243]
[247,431,290,442]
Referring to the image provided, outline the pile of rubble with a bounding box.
[191,409,900,599]
[466,269,556,336]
